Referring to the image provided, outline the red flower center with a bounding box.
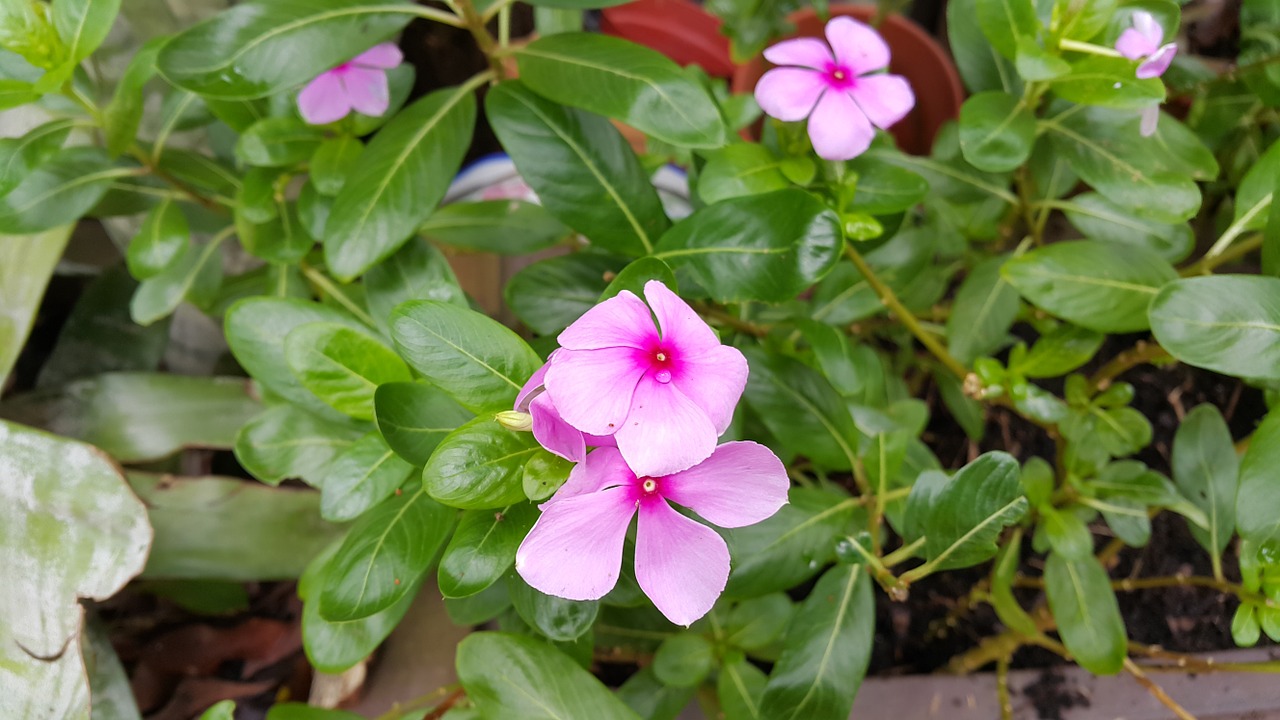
[824,63,857,90]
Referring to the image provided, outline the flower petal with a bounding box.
[1136,43,1176,79]
[673,344,747,435]
[613,375,718,477]
[755,67,827,122]
[1132,11,1163,48]
[826,16,890,74]
[645,280,719,354]
[544,346,647,435]
[849,74,915,129]
[353,42,404,69]
[807,88,875,161]
[662,441,790,528]
[557,290,655,351]
[297,71,352,125]
[547,446,636,505]
[1115,27,1155,60]
[1140,105,1160,137]
[530,394,586,463]
[635,495,730,626]
[763,37,834,69]
[515,356,552,412]
[341,66,391,117]
[516,486,638,601]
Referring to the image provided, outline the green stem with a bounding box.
[840,535,910,600]
[1195,195,1271,268]
[406,4,466,27]
[1058,38,1124,58]
[881,537,925,568]
[1182,233,1264,275]
[301,264,378,327]
[455,0,507,80]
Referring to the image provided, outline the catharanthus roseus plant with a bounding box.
[4,0,1280,718]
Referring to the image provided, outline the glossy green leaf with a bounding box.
[947,254,1019,364]
[264,703,363,720]
[198,701,235,720]
[0,224,72,388]
[457,632,641,719]
[509,574,599,642]
[1013,325,1103,378]
[523,449,573,501]
[1002,240,1176,333]
[1237,138,1280,232]
[157,0,416,98]
[318,431,415,522]
[446,580,512,627]
[0,118,75,196]
[0,421,150,720]
[958,92,1035,172]
[419,200,570,255]
[52,0,121,63]
[1233,604,1262,647]
[325,84,476,280]
[130,236,223,325]
[373,381,472,466]
[102,37,162,157]
[127,198,189,280]
[724,594,793,650]
[847,155,930,215]
[948,0,1022,94]
[602,257,678,301]
[1150,276,1280,381]
[741,347,859,471]
[1050,56,1164,108]
[0,146,121,233]
[487,80,669,256]
[439,504,537,598]
[758,564,874,720]
[391,300,542,414]
[319,485,456,620]
[1042,507,1094,560]
[235,404,364,486]
[1015,36,1071,80]
[422,418,538,509]
[975,0,1039,59]
[1061,193,1193,263]
[653,633,714,688]
[365,238,467,331]
[311,136,363,196]
[618,665,696,720]
[285,322,411,420]
[236,166,279,224]
[517,34,725,148]
[918,452,1028,570]
[1237,409,1280,545]
[697,144,788,204]
[991,536,1039,637]
[506,252,618,335]
[724,488,860,598]
[1044,553,1126,675]
[653,189,842,304]
[1172,404,1238,559]
[236,117,324,167]
[718,652,768,720]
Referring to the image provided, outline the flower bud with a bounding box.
[495,410,533,433]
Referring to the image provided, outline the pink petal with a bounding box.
[515,358,552,412]
[341,66,391,117]
[353,42,403,69]
[755,67,827,122]
[1115,27,1155,60]
[547,446,636,505]
[516,486,638,601]
[1136,43,1176,79]
[826,16,890,74]
[557,290,655,351]
[763,37,834,69]
[672,344,747,435]
[1132,11,1163,48]
[808,88,875,161]
[645,280,719,354]
[849,74,915,130]
[544,346,646,435]
[1140,105,1160,137]
[613,375,718,477]
[297,71,352,125]
[661,441,789,528]
[530,394,586,463]
[635,495,730,626]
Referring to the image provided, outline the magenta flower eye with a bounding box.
[297,42,403,125]
[753,17,916,161]
[1115,11,1177,80]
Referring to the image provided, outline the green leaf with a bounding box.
[601,256,678,301]
[130,472,344,580]
[1237,409,1280,545]
[127,198,189,279]
[365,238,467,331]
[85,618,143,720]
[949,0,1022,94]
[724,488,860,598]
[1171,405,1238,560]
[991,536,1040,637]
[317,431,415,522]
[758,564,874,720]
[1012,325,1103,378]
[1237,138,1280,232]
[0,79,37,109]
[319,485,456,620]
[517,34,725,148]
[236,166,280,224]
[0,146,120,233]
[486,80,669,256]
[457,632,642,719]
[1044,553,1126,675]
[236,117,324,167]
[653,633,714,688]
[0,421,150,719]
[846,156,930,215]
[1042,507,1094,560]
[918,452,1028,570]
[506,252,618,335]
[741,347,860,471]
[1233,604,1262,647]
[325,84,477,280]
[1150,276,1280,381]
[1060,193,1193,263]
[391,300,542,414]
[946,254,1020,364]
[1015,36,1071,80]
[103,37,163,157]
[958,92,1036,172]
[199,701,235,720]
[419,200,571,255]
[373,381,472,466]
[1050,56,1164,108]
[52,0,121,64]
[130,236,224,325]
[975,0,1039,59]
[311,136,363,196]
[265,703,364,720]
[653,189,842,304]
[285,322,412,420]
[422,418,539,509]
[0,118,76,196]
[0,224,73,388]
[718,652,768,720]
[697,144,788,204]
[157,0,416,99]
[724,594,793,650]
[235,404,364,486]
[439,504,537,599]
[446,580,512,626]
[618,665,696,720]
[509,574,599,642]
[1002,240,1176,333]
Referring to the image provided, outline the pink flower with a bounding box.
[1140,105,1160,137]
[542,281,748,477]
[753,17,915,161]
[297,43,403,125]
[515,354,614,464]
[515,442,789,625]
[1116,11,1176,80]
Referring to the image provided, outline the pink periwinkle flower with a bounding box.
[542,281,748,478]
[514,352,614,464]
[754,17,915,161]
[515,442,789,625]
[1116,11,1176,80]
[297,43,403,125]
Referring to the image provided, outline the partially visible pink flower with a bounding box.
[297,43,403,125]
[515,442,789,625]
[543,281,748,478]
[515,353,614,464]
[753,17,915,161]
[1140,105,1160,137]
[1116,11,1176,80]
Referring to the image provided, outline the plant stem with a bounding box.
[1123,658,1200,720]
[881,536,925,568]
[1181,233,1264,275]
[374,684,463,720]
[1199,193,1271,266]
[301,263,378,327]
[455,0,507,80]
[1058,38,1124,57]
[1088,339,1171,390]
[1127,642,1280,673]
[841,536,910,600]
[997,655,1013,720]
[1015,574,1279,609]
[406,4,466,27]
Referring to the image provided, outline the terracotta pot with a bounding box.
[600,0,736,77]
[731,4,964,155]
